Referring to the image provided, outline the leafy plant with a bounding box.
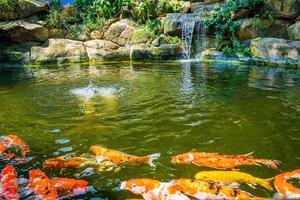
[46,9,67,29]
[205,0,262,56]
[0,0,18,13]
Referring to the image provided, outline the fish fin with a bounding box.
[258,159,281,171]
[226,182,240,189]
[260,177,275,191]
[243,151,255,157]
[147,153,161,167]
[247,183,257,189]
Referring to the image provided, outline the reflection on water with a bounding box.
[0,61,300,199]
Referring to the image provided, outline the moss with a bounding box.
[131,28,154,44]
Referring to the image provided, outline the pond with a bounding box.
[0,61,300,199]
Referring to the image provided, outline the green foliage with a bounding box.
[46,10,67,29]
[205,0,262,56]
[144,19,162,35]
[0,0,17,13]
[134,0,182,23]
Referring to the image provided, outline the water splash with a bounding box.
[181,19,195,60]
[70,82,121,102]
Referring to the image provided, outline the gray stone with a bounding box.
[263,0,300,19]
[288,21,300,40]
[31,39,87,64]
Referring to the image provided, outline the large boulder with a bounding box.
[251,37,300,66]
[151,44,183,59]
[163,13,202,36]
[30,39,87,64]
[0,0,49,21]
[104,19,136,46]
[0,20,48,42]
[288,21,300,40]
[84,40,130,61]
[238,18,292,40]
[263,0,300,19]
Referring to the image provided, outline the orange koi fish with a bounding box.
[171,179,265,200]
[29,170,58,200]
[0,135,30,159]
[52,178,89,196]
[120,178,190,200]
[274,169,300,199]
[172,152,281,171]
[90,145,160,167]
[0,165,20,200]
[43,154,99,170]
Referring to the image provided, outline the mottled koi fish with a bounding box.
[171,178,265,200]
[0,135,30,160]
[0,165,20,200]
[52,177,89,196]
[120,178,190,200]
[29,169,58,200]
[274,169,300,199]
[43,153,100,170]
[195,171,274,191]
[172,152,281,171]
[90,145,160,167]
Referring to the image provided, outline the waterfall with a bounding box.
[181,20,195,60]
[195,20,206,54]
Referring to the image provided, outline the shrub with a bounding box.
[46,9,67,29]
[0,0,18,13]
[205,0,262,56]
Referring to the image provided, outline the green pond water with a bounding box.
[0,61,300,199]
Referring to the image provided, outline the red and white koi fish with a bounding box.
[0,165,20,200]
[120,178,190,200]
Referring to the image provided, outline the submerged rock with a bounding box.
[251,37,300,67]
[31,39,88,64]
[237,18,292,40]
[288,21,300,40]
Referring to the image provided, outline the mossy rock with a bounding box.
[131,28,154,44]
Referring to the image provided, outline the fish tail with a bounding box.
[146,153,161,167]
[260,177,275,191]
[257,159,281,171]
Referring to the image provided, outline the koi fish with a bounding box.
[120,178,190,200]
[171,178,265,200]
[43,153,100,170]
[52,178,89,196]
[172,152,281,171]
[90,145,160,167]
[274,169,300,199]
[0,135,30,160]
[195,171,274,191]
[0,165,20,200]
[28,169,58,200]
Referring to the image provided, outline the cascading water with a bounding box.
[181,19,195,60]
[195,19,206,54]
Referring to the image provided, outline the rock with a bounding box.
[90,30,105,40]
[0,0,49,21]
[237,18,292,40]
[130,44,152,60]
[180,1,191,14]
[2,42,41,63]
[151,44,183,59]
[263,0,300,19]
[163,13,202,36]
[198,49,238,61]
[84,40,130,61]
[31,39,87,64]
[192,2,225,13]
[0,20,49,42]
[231,8,251,20]
[104,19,136,46]
[250,37,300,66]
[131,28,154,44]
[288,21,300,40]
[152,34,181,46]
